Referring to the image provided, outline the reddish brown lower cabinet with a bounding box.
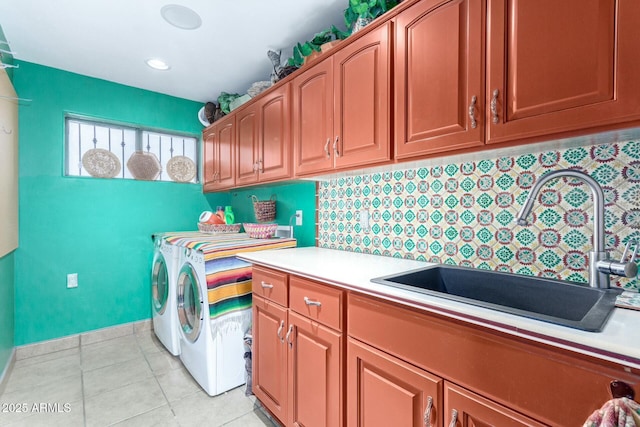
[348,292,640,426]
[348,337,443,427]
[253,266,639,427]
[253,295,288,423]
[288,311,342,427]
[252,268,344,427]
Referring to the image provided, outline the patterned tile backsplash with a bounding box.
[317,140,640,291]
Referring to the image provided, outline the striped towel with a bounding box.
[156,231,296,337]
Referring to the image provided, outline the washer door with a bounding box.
[151,254,169,315]
[177,263,203,343]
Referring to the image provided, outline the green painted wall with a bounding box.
[219,181,317,247]
[12,61,227,345]
[12,61,317,345]
[0,251,14,372]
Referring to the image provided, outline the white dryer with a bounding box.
[151,236,181,356]
[176,246,251,396]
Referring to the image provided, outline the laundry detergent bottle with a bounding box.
[224,206,235,224]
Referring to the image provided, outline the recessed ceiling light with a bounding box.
[146,58,171,70]
[161,4,202,30]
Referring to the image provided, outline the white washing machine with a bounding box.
[151,236,181,356]
[176,246,251,396]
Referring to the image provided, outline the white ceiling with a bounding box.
[0,0,346,103]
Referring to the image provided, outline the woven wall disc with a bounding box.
[126,151,162,181]
[166,156,196,182]
[82,148,121,178]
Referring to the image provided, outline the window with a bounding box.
[65,116,199,183]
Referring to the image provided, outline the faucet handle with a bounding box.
[597,240,639,279]
[621,239,639,264]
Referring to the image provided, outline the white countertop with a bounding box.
[239,246,640,370]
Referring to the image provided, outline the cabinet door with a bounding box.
[348,337,443,427]
[203,115,235,192]
[235,104,260,186]
[202,127,216,191]
[395,0,484,160]
[292,58,334,176]
[333,22,392,169]
[288,311,342,427]
[259,83,292,182]
[253,296,288,424]
[487,0,640,144]
[444,382,545,427]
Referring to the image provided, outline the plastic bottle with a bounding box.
[215,206,226,224]
[224,206,235,225]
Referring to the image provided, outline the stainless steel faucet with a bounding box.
[515,169,638,289]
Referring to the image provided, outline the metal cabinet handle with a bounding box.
[423,396,433,426]
[448,409,458,427]
[277,320,285,343]
[285,324,294,348]
[324,138,331,158]
[333,136,340,157]
[468,95,477,129]
[490,89,500,124]
[304,296,322,307]
[261,281,274,289]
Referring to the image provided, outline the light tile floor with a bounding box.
[0,330,277,427]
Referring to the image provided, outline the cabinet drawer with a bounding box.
[289,276,343,331]
[252,266,288,306]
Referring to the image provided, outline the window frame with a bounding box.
[64,114,200,183]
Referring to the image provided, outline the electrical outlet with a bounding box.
[67,273,78,288]
[359,210,370,232]
[295,210,303,226]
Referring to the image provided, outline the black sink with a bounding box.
[371,265,621,331]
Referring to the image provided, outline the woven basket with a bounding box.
[197,223,241,234]
[252,195,276,223]
[243,223,278,239]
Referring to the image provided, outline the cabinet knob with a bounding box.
[423,396,433,426]
[324,138,331,159]
[448,409,458,427]
[277,320,285,343]
[490,89,500,124]
[304,296,322,307]
[261,281,274,289]
[333,136,340,157]
[468,95,477,129]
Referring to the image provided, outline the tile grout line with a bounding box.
[79,338,87,427]
[134,331,181,424]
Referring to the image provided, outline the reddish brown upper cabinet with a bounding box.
[236,83,292,186]
[203,114,235,192]
[486,0,640,144]
[394,0,485,159]
[293,23,392,176]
